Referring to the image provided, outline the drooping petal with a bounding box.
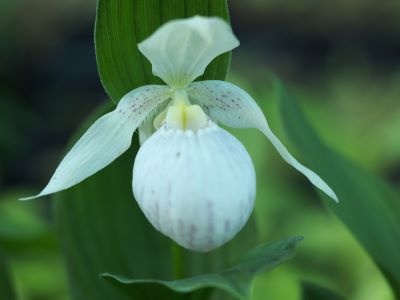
[138,16,239,88]
[188,80,338,202]
[133,122,256,252]
[21,85,171,200]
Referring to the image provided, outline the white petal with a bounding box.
[132,122,256,252]
[138,16,239,88]
[21,85,171,200]
[188,80,338,202]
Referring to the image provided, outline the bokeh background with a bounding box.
[1,0,399,299]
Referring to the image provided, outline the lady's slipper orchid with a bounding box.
[22,16,338,252]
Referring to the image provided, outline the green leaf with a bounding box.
[301,281,345,300]
[95,0,231,103]
[277,83,400,298]
[102,236,303,300]
[0,251,16,300]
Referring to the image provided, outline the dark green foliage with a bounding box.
[102,237,302,300]
[278,84,400,298]
[0,252,16,300]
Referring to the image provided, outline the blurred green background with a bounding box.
[0,0,399,299]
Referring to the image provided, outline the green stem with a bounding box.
[171,243,184,279]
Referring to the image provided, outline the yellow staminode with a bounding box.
[165,102,208,130]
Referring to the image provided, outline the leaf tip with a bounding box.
[290,236,304,248]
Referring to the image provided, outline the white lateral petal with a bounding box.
[21,85,171,200]
[138,16,239,88]
[188,80,338,202]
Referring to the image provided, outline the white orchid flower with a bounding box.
[22,16,337,252]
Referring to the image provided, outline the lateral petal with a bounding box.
[188,80,338,202]
[21,85,171,200]
[138,16,239,88]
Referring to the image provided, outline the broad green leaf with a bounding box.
[278,84,400,298]
[95,0,231,103]
[301,281,345,300]
[0,251,16,300]
[102,236,303,300]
